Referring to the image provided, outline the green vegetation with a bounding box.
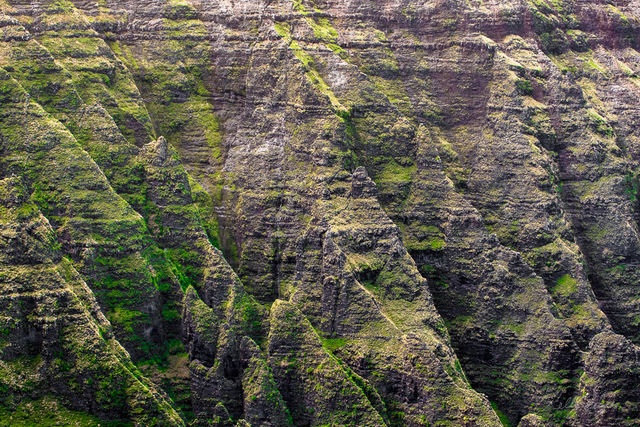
[625,172,640,202]
[515,79,533,96]
[539,30,569,53]
[273,18,348,114]
[587,110,614,137]
[553,274,578,298]
[0,397,102,426]
[490,401,512,427]
[2,1,640,426]
[323,338,348,352]
[236,293,265,345]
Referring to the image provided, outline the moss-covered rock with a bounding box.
[1,0,640,425]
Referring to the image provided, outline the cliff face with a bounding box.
[1,0,639,425]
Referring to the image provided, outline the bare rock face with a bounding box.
[0,0,640,425]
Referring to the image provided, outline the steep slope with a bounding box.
[1,0,639,426]
[0,69,183,425]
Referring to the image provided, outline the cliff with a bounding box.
[1,0,639,425]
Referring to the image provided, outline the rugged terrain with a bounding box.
[1,0,640,425]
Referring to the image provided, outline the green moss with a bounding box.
[625,172,640,202]
[273,20,347,114]
[164,248,200,291]
[551,408,573,424]
[515,79,533,96]
[183,286,218,345]
[403,224,447,252]
[539,30,569,53]
[323,338,348,352]
[235,294,265,346]
[445,315,472,330]
[368,153,415,207]
[587,110,614,137]
[46,0,76,13]
[162,308,180,322]
[553,274,578,298]
[274,21,291,37]
[490,401,512,427]
[164,0,198,20]
[429,238,446,251]
[605,4,634,42]
[188,176,222,249]
[302,13,346,58]
[36,28,155,145]
[95,372,129,413]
